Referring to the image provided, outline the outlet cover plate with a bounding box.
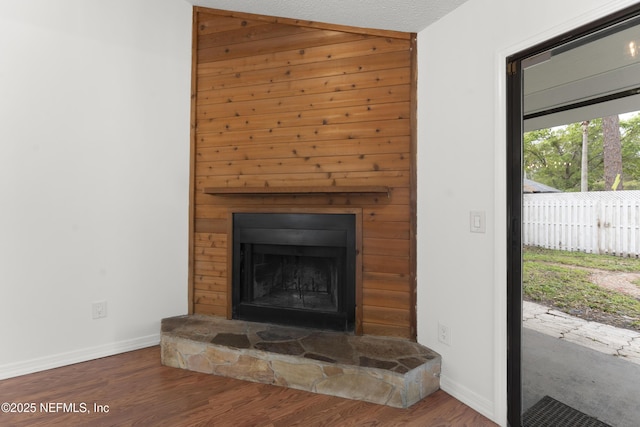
[438,322,451,346]
[92,301,107,319]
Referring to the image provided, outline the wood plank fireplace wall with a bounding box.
[189,7,417,339]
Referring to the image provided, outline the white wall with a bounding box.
[2,0,639,423]
[0,0,192,378]
[416,0,638,425]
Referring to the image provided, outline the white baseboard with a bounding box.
[440,375,498,424]
[0,334,160,380]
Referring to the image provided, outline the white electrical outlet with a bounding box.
[438,322,451,346]
[92,301,107,319]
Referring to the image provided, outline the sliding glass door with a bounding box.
[508,6,640,427]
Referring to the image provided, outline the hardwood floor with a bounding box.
[0,346,497,426]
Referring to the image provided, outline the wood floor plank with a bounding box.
[0,347,497,426]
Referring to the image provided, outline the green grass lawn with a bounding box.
[523,246,640,330]
[524,246,640,272]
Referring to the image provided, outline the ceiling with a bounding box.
[524,15,640,131]
[187,0,470,33]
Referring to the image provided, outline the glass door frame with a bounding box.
[506,5,640,426]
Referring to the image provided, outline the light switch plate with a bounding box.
[470,211,486,233]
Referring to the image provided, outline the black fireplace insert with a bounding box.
[232,213,355,331]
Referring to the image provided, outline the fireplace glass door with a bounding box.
[232,213,355,331]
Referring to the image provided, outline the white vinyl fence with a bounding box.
[523,191,640,258]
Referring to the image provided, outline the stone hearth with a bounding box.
[161,315,441,408]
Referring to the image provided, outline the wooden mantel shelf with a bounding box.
[203,186,390,197]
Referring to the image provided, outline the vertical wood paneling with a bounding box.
[188,9,199,315]
[189,7,416,338]
[408,35,418,340]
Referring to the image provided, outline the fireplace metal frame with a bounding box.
[232,212,355,331]
[227,207,363,334]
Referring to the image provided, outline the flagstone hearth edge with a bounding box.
[160,315,441,408]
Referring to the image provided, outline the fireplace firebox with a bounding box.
[232,213,356,331]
